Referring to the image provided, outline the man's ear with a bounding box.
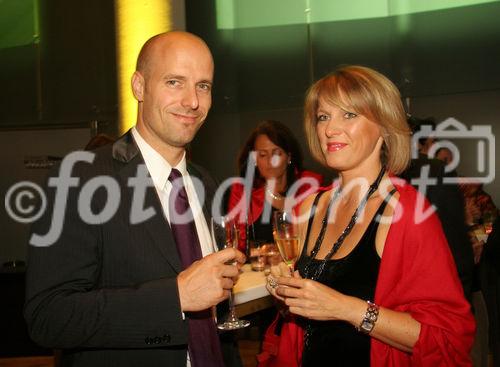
[131,71,145,101]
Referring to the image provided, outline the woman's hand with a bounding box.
[266,262,293,302]
[276,272,421,352]
[274,272,365,322]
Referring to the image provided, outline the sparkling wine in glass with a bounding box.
[273,210,299,272]
[210,216,250,330]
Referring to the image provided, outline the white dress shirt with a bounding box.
[131,128,213,258]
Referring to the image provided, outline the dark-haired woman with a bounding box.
[227,120,322,253]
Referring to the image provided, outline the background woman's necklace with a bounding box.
[266,188,285,201]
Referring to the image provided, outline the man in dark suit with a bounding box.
[24,32,245,367]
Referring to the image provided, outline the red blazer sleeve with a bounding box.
[228,182,248,252]
[372,179,475,367]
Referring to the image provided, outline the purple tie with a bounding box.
[168,168,225,367]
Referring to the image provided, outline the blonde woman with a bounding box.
[267,66,475,366]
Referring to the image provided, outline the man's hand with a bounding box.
[177,247,246,312]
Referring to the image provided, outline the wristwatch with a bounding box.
[356,300,379,334]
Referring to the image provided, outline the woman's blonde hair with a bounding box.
[304,65,411,174]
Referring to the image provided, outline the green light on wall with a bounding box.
[215,0,499,29]
[0,0,37,48]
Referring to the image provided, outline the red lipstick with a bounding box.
[327,142,347,152]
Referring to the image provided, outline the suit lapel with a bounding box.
[113,131,182,273]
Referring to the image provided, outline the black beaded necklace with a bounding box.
[303,166,386,281]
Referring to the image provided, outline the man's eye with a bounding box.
[166,80,180,86]
[344,111,357,119]
[198,83,211,91]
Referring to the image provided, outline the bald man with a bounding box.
[25,32,245,367]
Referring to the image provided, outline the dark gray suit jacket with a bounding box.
[24,131,223,366]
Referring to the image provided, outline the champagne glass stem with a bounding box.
[225,290,238,322]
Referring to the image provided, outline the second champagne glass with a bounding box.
[273,210,300,272]
[210,216,250,330]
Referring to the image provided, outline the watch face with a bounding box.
[361,320,373,332]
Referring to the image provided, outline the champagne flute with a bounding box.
[273,210,300,272]
[210,216,250,330]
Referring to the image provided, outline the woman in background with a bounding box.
[267,66,475,366]
[227,120,323,253]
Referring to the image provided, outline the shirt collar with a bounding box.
[131,127,187,190]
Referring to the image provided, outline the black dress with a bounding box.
[248,207,278,244]
[295,197,392,367]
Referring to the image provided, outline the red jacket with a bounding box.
[228,170,323,252]
[370,177,475,366]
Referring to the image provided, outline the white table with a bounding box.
[233,264,273,317]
